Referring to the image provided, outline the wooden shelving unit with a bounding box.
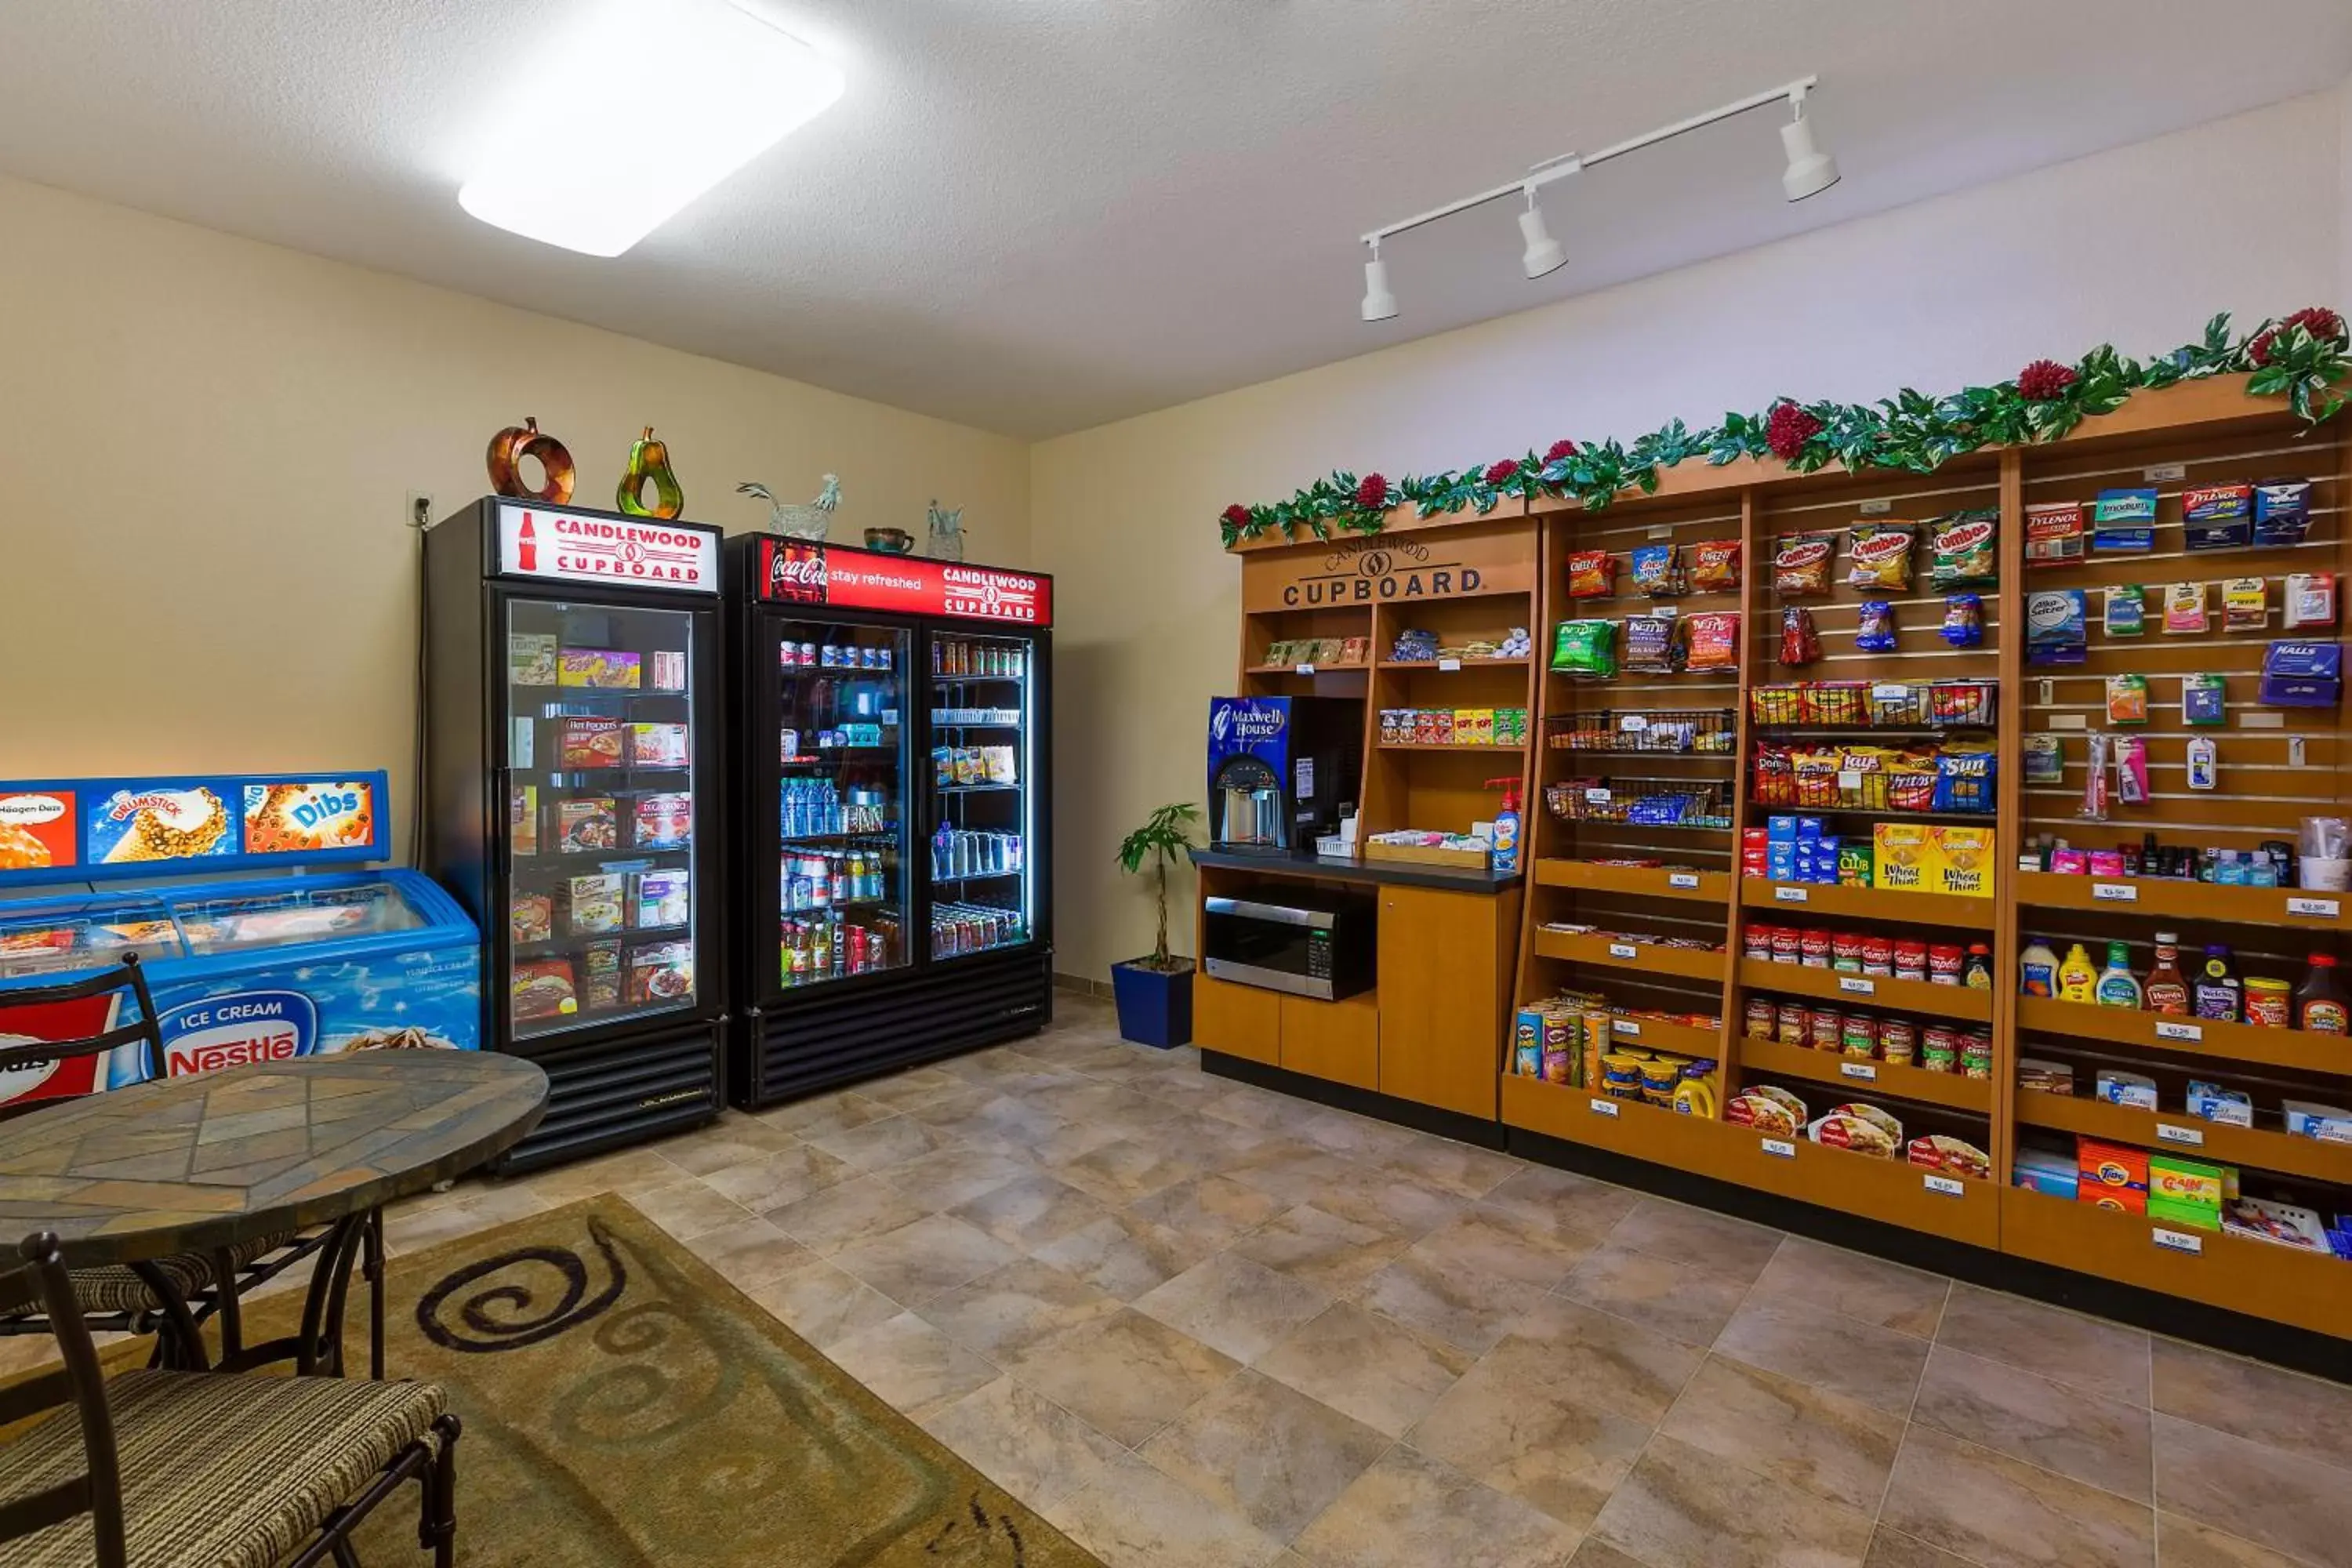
[1737,880,1995,927]
[1533,859,1730,902]
[1738,1036,1995,1113]
[1531,928,1726,980]
[1737,959,1994,1022]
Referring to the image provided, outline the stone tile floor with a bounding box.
[13,993,2348,1566]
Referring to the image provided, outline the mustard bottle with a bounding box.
[2056,942,2100,1004]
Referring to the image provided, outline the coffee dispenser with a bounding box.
[1206,695,1360,854]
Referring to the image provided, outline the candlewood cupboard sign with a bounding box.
[1238,520,1536,614]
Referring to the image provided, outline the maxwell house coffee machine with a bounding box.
[1207,695,1359,854]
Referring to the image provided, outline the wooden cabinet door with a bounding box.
[1279,993,1378,1090]
[1376,885,1515,1118]
[1193,974,1282,1065]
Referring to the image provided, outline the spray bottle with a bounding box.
[1486,777,1523,874]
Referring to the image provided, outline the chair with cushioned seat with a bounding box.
[0,955,369,1374]
[0,1229,459,1567]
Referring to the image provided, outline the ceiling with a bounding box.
[4,2,2348,438]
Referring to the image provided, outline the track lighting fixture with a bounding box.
[1353,75,1836,321]
[1361,241,1398,322]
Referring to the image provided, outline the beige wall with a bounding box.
[1033,90,2349,983]
[0,172,1029,857]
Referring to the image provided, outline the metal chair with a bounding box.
[0,954,372,1374]
[0,1230,459,1568]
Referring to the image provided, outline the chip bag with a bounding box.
[1623,613,1682,674]
[1551,619,1617,677]
[1940,593,1984,648]
[1684,611,1741,671]
[1631,543,1685,597]
[1779,605,1821,667]
[1688,539,1741,593]
[1846,523,1916,591]
[1566,550,1616,599]
[1927,511,1998,590]
[1773,534,1836,597]
[1855,600,1898,653]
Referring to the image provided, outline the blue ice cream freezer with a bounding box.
[0,770,480,1112]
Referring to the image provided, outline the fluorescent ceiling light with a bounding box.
[459,0,844,257]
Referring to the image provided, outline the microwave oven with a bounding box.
[1202,886,1374,1001]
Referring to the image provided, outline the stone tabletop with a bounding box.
[0,1051,548,1267]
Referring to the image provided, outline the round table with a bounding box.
[0,1051,547,1374]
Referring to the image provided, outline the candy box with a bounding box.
[511,957,576,1021]
[508,633,558,686]
[633,793,693,851]
[626,940,695,1004]
[1872,822,1933,891]
[579,938,623,1010]
[628,722,691,768]
[2181,484,2253,551]
[559,717,625,768]
[509,891,553,945]
[1930,826,1994,897]
[557,797,619,854]
[2078,1138,2149,1194]
[2259,641,2342,707]
[559,648,641,689]
[2150,1153,2227,1210]
[562,873,626,936]
[632,869,691,928]
[2187,1080,2254,1127]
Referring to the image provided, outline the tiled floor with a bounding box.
[20,994,2348,1566]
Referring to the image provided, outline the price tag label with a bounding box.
[2241,712,2285,729]
[1762,1138,1797,1159]
[1589,1098,1619,1118]
[1646,523,1675,539]
[1871,682,1911,700]
[1668,871,1700,889]
[1438,657,1462,672]
[1841,1062,1878,1081]
[2092,883,2137,903]
[1586,787,1613,804]
[1608,942,1638,960]
[2156,1123,2205,1147]
[1858,499,1893,516]
[1838,976,1875,996]
[1611,1018,1641,1036]
[1294,662,1316,676]
[2049,713,2089,731]
[1620,715,1650,731]
[2154,1020,2204,1043]
[2152,1227,2204,1255]
[1837,769,1864,791]
[2144,463,2187,482]
[2288,896,2340,919]
[1923,1174,1965,1197]
[1775,886,1809,903]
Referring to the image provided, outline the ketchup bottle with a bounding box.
[2296,953,2347,1034]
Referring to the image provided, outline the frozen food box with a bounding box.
[560,717,625,769]
[632,868,691,929]
[627,940,695,1004]
[562,873,626,936]
[633,793,692,851]
[510,785,539,857]
[508,633,558,687]
[627,723,691,768]
[650,650,688,691]
[559,649,642,689]
[510,891,554,945]
[511,956,576,1021]
[558,798,619,854]
[579,938,624,1010]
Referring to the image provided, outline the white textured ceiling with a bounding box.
[3,2,2348,437]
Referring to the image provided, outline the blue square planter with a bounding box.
[1111,959,1194,1049]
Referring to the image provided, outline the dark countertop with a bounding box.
[1191,846,1523,893]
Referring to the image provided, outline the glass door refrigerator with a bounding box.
[423,498,727,1170]
[725,535,1052,1105]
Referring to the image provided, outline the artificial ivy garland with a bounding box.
[1218,308,2350,547]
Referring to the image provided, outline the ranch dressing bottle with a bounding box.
[2095,942,2143,1009]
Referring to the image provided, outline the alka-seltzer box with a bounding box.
[508,632,558,686]
[1872,822,1933,891]
[631,868,690,929]
[562,873,626,936]
[1929,826,1994,898]
[627,722,691,768]
[558,648,641,689]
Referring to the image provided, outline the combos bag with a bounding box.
[1846,523,1916,591]
[1927,511,1998,590]
[1773,534,1836,597]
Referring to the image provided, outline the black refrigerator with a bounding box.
[423,498,728,1170]
[723,533,1053,1105]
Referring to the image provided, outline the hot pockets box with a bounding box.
[560,718,625,769]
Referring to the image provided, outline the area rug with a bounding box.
[258,1196,1102,1567]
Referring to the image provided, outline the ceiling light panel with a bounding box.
[459,0,844,257]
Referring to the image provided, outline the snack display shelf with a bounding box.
[1755,803,2001,823]
[1738,1037,1994,1114]
[2014,1088,2352,1187]
[1500,1075,2000,1246]
[1377,655,1532,670]
[1244,662,1370,676]
[1376,740,1528,753]
[1533,860,1730,903]
[2013,870,2352,930]
[1531,930,1725,980]
[2013,996,2350,1077]
[2001,1185,2352,1341]
[1737,959,1994,1022]
[1591,1014,1725,1059]
[1738,880,1993,928]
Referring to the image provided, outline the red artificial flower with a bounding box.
[1219,503,1251,531]
[1765,401,1824,461]
[2251,307,2347,365]
[1544,439,1579,463]
[1355,473,1389,510]
[1483,459,1520,486]
[2016,359,2078,402]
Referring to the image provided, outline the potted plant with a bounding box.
[1112,802,1200,1047]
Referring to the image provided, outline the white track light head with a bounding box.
[1361,247,1398,322]
[1780,98,1839,201]
[1518,194,1566,279]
